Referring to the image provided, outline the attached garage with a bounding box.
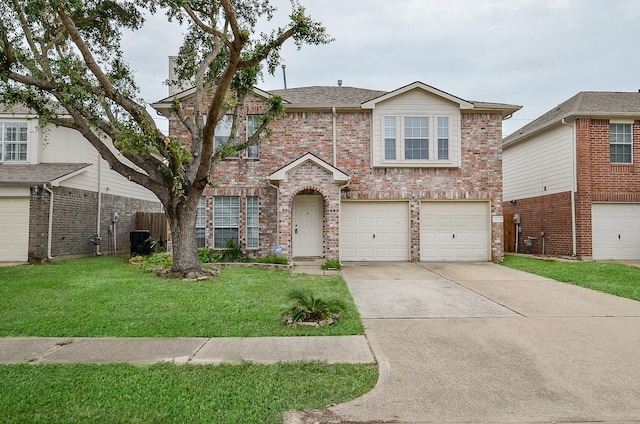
[0,197,30,262]
[421,201,490,261]
[340,201,410,261]
[592,203,640,260]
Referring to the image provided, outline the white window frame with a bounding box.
[0,122,28,162]
[213,196,240,248]
[214,114,239,159]
[246,196,259,249]
[610,123,633,164]
[195,196,207,248]
[246,115,260,159]
[380,115,454,166]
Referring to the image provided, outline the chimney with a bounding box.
[168,56,192,96]
[338,80,342,87]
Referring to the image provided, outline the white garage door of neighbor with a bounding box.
[592,203,640,260]
[0,198,30,262]
[421,201,490,261]
[340,201,409,261]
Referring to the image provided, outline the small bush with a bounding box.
[129,252,173,271]
[321,258,342,270]
[256,254,289,265]
[214,240,248,263]
[283,289,345,326]
[198,247,215,263]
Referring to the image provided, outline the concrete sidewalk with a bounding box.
[0,335,374,365]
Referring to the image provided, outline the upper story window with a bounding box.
[378,115,456,167]
[214,114,239,158]
[246,115,260,159]
[0,122,28,162]
[610,123,632,164]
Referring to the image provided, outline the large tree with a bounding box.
[0,0,331,277]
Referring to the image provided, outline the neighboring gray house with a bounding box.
[503,91,640,260]
[0,105,162,263]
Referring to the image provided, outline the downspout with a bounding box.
[43,184,54,261]
[332,107,337,167]
[96,158,102,255]
[562,117,578,256]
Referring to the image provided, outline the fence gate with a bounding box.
[135,212,168,241]
[503,213,515,253]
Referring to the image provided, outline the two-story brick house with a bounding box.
[153,81,520,262]
[503,91,640,260]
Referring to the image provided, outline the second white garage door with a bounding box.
[340,201,409,261]
[421,201,490,261]
[592,203,640,260]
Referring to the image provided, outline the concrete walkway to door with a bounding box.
[286,262,640,424]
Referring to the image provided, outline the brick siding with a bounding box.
[29,186,162,261]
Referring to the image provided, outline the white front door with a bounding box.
[293,195,324,257]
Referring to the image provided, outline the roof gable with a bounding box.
[268,152,349,183]
[361,81,474,110]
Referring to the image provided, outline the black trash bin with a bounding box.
[130,230,151,256]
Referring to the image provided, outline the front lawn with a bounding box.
[0,256,363,337]
[0,362,378,424]
[501,255,640,301]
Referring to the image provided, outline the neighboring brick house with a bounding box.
[153,81,520,262]
[0,105,162,263]
[503,91,640,260]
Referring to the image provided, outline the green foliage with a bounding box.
[214,239,249,263]
[284,289,345,325]
[321,258,342,270]
[129,252,172,271]
[198,247,216,263]
[255,254,289,265]
[0,362,378,424]
[501,255,640,301]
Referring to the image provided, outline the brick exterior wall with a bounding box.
[28,186,162,261]
[175,93,505,261]
[506,118,640,259]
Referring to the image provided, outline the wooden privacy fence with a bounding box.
[503,213,516,253]
[135,212,168,241]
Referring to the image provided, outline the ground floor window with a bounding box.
[196,197,206,248]
[214,196,240,248]
[246,196,259,249]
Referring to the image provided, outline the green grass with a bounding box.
[0,256,363,337]
[501,255,640,301]
[0,362,378,424]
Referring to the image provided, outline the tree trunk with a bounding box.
[166,202,207,277]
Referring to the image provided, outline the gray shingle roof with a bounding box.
[504,91,640,145]
[0,163,91,185]
[268,86,387,106]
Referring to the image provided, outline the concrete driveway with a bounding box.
[289,262,640,423]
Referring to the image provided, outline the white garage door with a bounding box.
[340,201,409,261]
[421,201,490,261]
[0,198,30,262]
[592,203,640,260]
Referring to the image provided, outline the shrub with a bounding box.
[321,258,342,270]
[214,240,248,263]
[198,247,215,263]
[129,252,173,271]
[283,289,345,326]
[256,254,289,265]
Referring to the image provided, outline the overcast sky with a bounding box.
[122,0,640,136]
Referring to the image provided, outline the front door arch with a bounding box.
[292,194,324,257]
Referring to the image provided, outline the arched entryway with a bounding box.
[292,190,324,258]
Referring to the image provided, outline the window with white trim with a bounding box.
[195,196,206,248]
[0,122,28,162]
[214,196,239,248]
[437,117,449,160]
[246,115,260,159]
[246,196,259,249]
[610,123,632,163]
[379,115,454,165]
[214,114,239,158]
[384,116,396,160]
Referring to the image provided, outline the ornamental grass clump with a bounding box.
[283,288,345,327]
